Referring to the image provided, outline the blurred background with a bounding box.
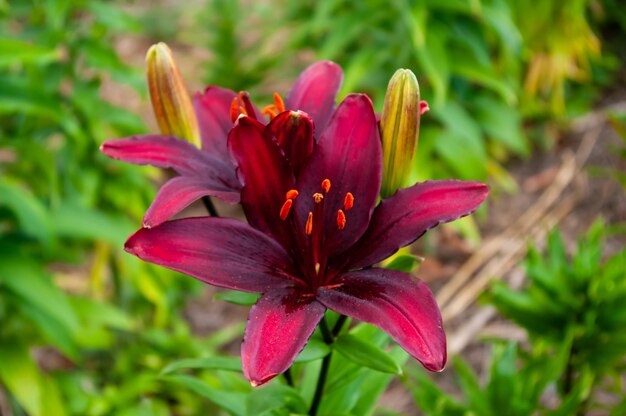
[0,0,625,415]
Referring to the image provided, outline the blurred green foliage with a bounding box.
[198,0,618,190]
[489,221,626,412]
[407,221,626,415]
[0,1,218,414]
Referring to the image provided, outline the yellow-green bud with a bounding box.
[146,42,201,147]
[380,68,421,198]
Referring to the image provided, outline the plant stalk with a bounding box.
[201,196,219,217]
[309,315,347,416]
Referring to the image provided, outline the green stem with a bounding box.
[201,196,219,217]
[309,315,347,416]
[283,367,294,387]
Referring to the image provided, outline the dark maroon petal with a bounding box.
[228,116,299,251]
[285,61,343,135]
[142,176,239,228]
[295,94,381,257]
[242,288,325,386]
[193,86,237,158]
[268,110,314,176]
[100,134,217,176]
[125,217,300,292]
[317,268,446,372]
[342,180,489,269]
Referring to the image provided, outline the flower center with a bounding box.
[279,178,355,286]
[261,92,286,120]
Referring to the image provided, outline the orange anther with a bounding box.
[286,189,299,200]
[261,105,277,119]
[279,199,293,221]
[230,97,240,122]
[305,212,313,236]
[239,105,248,116]
[343,192,354,211]
[337,209,346,230]
[313,192,324,204]
[273,92,285,113]
[321,179,331,193]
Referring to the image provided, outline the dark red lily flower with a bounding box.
[100,61,343,227]
[125,94,489,386]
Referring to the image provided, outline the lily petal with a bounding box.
[342,180,488,270]
[268,110,314,176]
[228,116,300,252]
[193,86,237,158]
[142,176,240,228]
[296,94,381,256]
[317,268,446,371]
[100,134,229,177]
[285,61,343,135]
[242,288,326,386]
[125,217,299,292]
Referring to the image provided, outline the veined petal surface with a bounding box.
[317,268,446,371]
[125,217,299,293]
[242,288,326,386]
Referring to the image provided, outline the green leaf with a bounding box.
[0,179,51,244]
[350,346,409,416]
[0,343,43,416]
[435,129,487,180]
[452,356,490,415]
[406,365,466,415]
[246,384,307,416]
[214,290,260,306]
[489,281,562,336]
[0,76,62,120]
[333,334,402,375]
[0,253,80,356]
[486,343,518,413]
[161,356,242,375]
[471,95,528,156]
[50,202,134,245]
[384,254,423,273]
[294,339,331,363]
[40,374,68,416]
[0,38,59,66]
[415,24,450,107]
[163,375,247,416]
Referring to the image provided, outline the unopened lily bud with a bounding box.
[146,42,201,147]
[380,68,423,198]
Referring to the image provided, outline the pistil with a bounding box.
[276,179,357,287]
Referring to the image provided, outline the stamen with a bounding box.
[261,105,277,119]
[313,192,324,204]
[286,189,299,200]
[238,91,256,119]
[305,212,313,236]
[343,192,354,211]
[321,179,331,193]
[279,199,293,221]
[337,209,346,230]
[230,97,240,122]
[239,105,248,116]
[315,263,321,274]
[273,92,285,113]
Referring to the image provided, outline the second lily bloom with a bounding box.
[101,43,343,227]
